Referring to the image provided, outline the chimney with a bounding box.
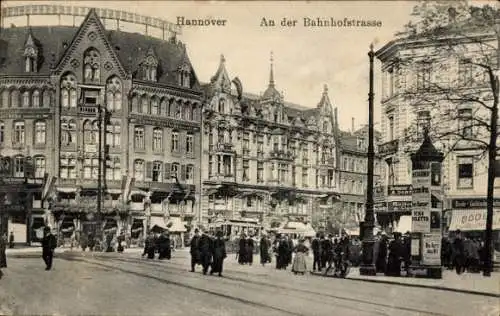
[351,117,355,133]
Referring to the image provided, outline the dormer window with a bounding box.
[178,64,191,88]
[218,99,225,113]
[142,53,158,82]
[83,48,101,83]
[23,32,39,73]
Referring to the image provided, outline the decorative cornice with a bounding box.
[0,76,54,88]
[133,80,202,99]
[129,114,200,131]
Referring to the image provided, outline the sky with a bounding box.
[2,1,423,131]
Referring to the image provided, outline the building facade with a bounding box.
[200,55,340,234]
[374,7,500,237]
[0,8,202,244]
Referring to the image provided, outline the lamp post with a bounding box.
[360,44,377,275]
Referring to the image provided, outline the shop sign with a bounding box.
[449,209,500,231]
[387,201,412,211]
[451,198,500,209]
[422,234,441,265]
[387,185,412,196]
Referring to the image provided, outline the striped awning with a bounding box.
[449,209,500,231]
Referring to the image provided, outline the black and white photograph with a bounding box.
[0,1,499,315]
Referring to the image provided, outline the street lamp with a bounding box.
[359,43,377,275]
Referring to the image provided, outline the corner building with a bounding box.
[200,55,340,234]
[0,8,202,243]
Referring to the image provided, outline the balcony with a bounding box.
[269,150,294,161]
[378,139,399,156]
[320,157,335,167]
[78,104,100,116]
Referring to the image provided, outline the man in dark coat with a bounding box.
[260,234,271,266]
[287,236,294,266]
[210,230,227,277]
[453,230,466,275]
[277,236,290,270]
[376,233,388,273]
[238,234,247,264]
[320,234,332,270]
[198,231,213,275]
[142,232,156,259]
[9,231,14,249]
[41,227,57,271]
[311,233,321,272]
[386,232,404,276]
[157,231,170,260]
[189,229,201,272]
[246,235,255,265]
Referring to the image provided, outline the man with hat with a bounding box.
[189,228,201,272]
[41,227,57,270]
[210,230,227,277]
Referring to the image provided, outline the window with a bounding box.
[416,110,431,137]
[184,104,192,120]
[302,168,308,186]
[153,128,163,151]
[22,91,30,107]
[34,156,45,178]
[387,159,395,186]
[459,59,473,87]
[106,77,122,111]
[34,121,46,145]
[13,121,25,144]
[186,165,194,184]
[141,95,149,114]
[131,95,139,113]
[10,89,19,108]
[59,155,76,179]
[242,159,249,181]
[0,121,4,144]
[323,121,328,133]
[14,156,24,177]
[1,90,8,108]
[218,99,225,113]
[83,120,99,145]
[208,155,213,177]
[278,163,288,184]
[61,119,76,146]
[257,162,264,182]
[152,161,162,182]
[151,98,160,115]
[457,157,473,189]
[32,90,40,107]
[106,123,120,148]
[222,155,232,175]
[179,64,191,88]
[388,115,395,141]
[43,90,51,107]
[458,108,473,137]
[273,136,279,151]
[416,62,431,91]
[328,170,334,187]
[171,163,179,178]
[302,143,308,164]
[134,160,145,181]
[186,134,194,154]
[171,132,179,152]
[106,157,121,181]
[83,157,99,179]
[83,48,101,83]
[60,74,77,108]
[143,54,158,82]
[134,126,145,149]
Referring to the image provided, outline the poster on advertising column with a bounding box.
[422,234,441,265]
[412,169,431,233]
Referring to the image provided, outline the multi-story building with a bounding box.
[374,7,500,238]
[337,126,382,234]
[0,6,202,244]
[200,55,340,234]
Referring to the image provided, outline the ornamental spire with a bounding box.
[269,51,275,88]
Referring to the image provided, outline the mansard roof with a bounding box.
[0,25,201,89]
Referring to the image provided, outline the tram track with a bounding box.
[61,253,447,316]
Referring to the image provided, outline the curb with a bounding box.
[310,272,500,298]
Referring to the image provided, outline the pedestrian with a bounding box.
[311,233,321,272]
[238,233,247,264]
[376,232,388,273]
[292,239,308,275]
[199,231,213,275]
[157,231,170,260]
[385,232,403,277]
[189,229,201,272]
[0,233,6,279]
[210,230,227,277]
[277,235,290,270]
[246,234,255,266]
[142,232,156,259]
[453,230,466,275]
[259,233,271,266]
[287,235,294,266]
[9,231,14,249]
[320,234,332,270]
[42,227,57,271]
[117,233,125,253]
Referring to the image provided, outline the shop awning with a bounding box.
[167,217,187,233]
[394,215,412,233]
[449,209,500,231]
[150,216,168,229]
[56,187,78,193]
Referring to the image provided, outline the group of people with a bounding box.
[142,231,173,260]
[236,233,257,265]
[310,233,351,273]
[373,231,411,277]
[189,229,227,276]
[441,230,491,274]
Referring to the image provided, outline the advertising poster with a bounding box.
[422,234,441,266]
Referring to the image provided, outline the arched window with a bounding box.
[60,74,77,108]
[218,99,225,113]
[42,90,51,107]
[105,76,122,111]
[190,104,196,121]
[169,100,176,117]
[10,89,19,108]
[83,48,101,83]
[134,159,145,181]
[131,94,139,113]
[141,95,149,114]
[160,99,168,116]
[184,103,192,120]
[34,120,46,145]
[0,90,8,108]
[175,101,182,119]
[151,97,160,115]
[32,90,40,107]
[83,120,98,145]
[152,161,162,182]
[178,64,191,88]
[21,89,28,107]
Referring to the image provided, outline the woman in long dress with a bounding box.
[292,239,308,275]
